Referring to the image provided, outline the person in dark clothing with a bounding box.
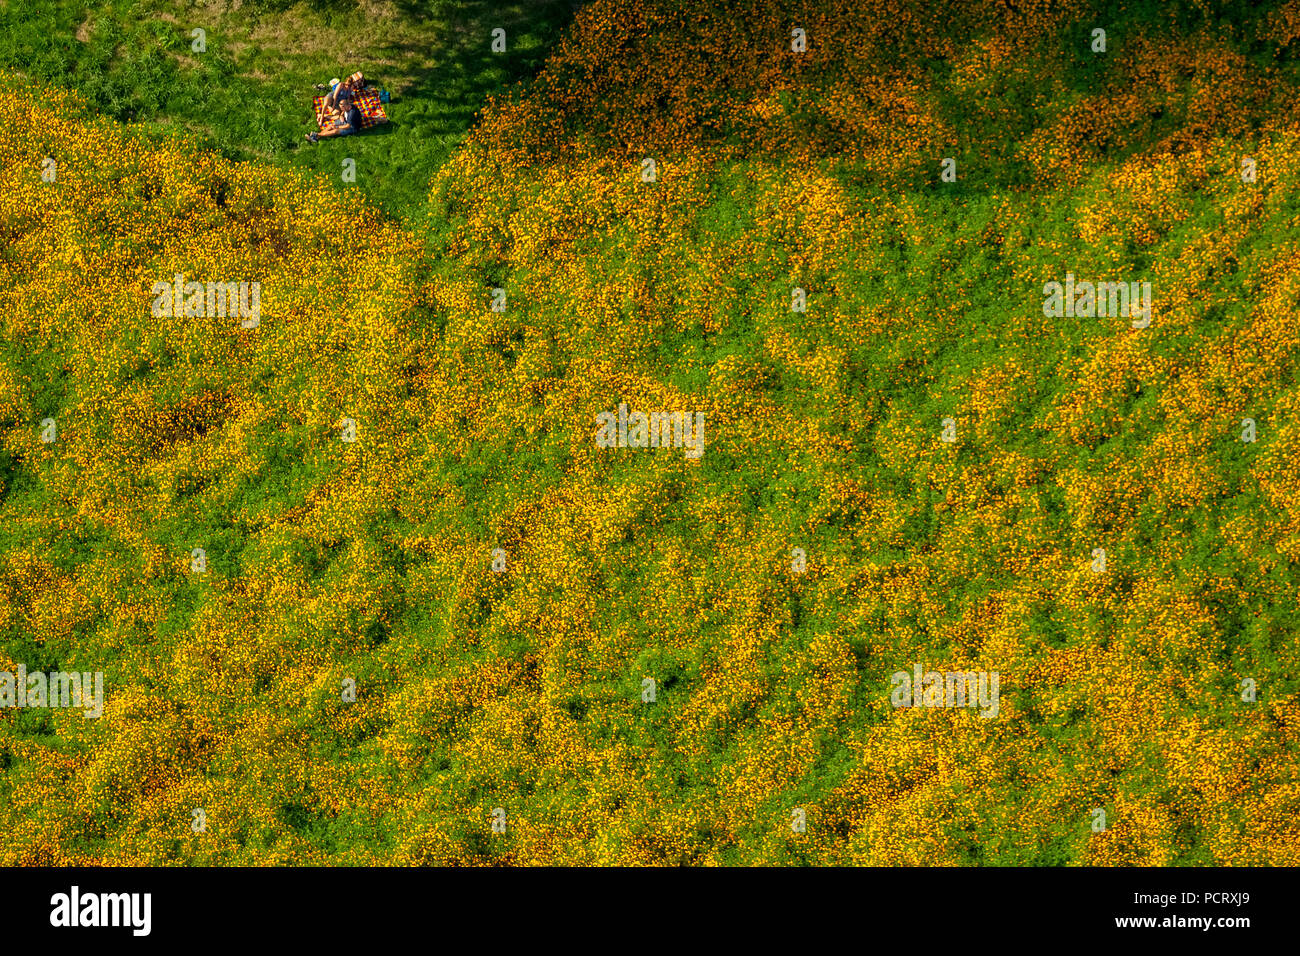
[306,92,362,143]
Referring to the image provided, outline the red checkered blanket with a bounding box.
[313,88,388,131]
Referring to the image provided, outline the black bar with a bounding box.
[1,866,1285,943]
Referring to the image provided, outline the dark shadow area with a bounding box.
[436,0,1300,196]
[386,0,587,128]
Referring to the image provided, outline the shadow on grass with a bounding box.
[383,0,586,134]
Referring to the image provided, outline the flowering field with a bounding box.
[0,0,1298,865]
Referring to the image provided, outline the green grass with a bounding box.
[0,0,583,219]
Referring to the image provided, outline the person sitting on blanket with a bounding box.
[305,91,362,143]
[320,72,366,111]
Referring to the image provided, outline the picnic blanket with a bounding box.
[313,88,389,131]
